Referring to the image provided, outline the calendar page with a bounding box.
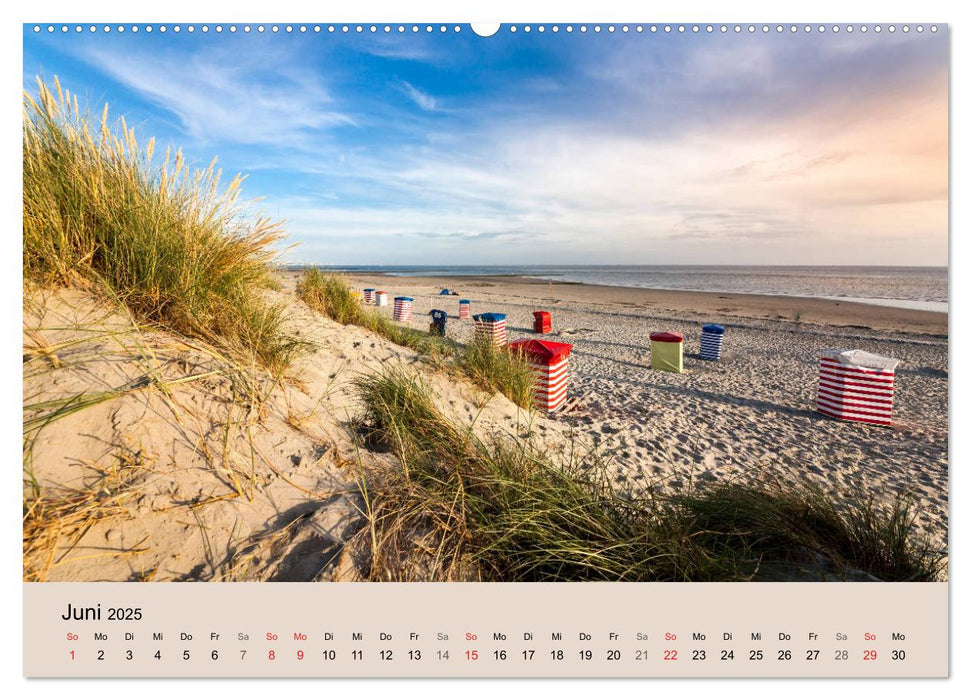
[20,17,949,679]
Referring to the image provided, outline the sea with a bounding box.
[312,265,948,313]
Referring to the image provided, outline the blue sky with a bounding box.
[23,24,948,265]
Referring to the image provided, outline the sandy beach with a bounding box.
[327,272,950,547]
[23,272,948,581]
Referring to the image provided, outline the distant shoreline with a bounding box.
[278,270,947,336]
[278,265,948,315]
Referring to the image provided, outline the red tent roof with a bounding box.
[509,338,573,363]
[650,332,683,343]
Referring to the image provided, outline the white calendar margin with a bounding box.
[3,0,963,697]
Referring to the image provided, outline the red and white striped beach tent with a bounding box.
[510,339,574,413]
[472,312,507,346]
[393,296,414,322]
[816,349,899,426]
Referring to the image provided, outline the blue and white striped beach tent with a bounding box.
[700,324,725,361]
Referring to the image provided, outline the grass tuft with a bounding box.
[297,268,534,406]
[351,368,945,582]
[458,335,536,410]
[23,77,301,374]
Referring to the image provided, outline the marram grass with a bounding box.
[23,77,302,373]
[351,368,945,583]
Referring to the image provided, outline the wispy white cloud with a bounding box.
[397,80,437,111]
[76,44,354,148]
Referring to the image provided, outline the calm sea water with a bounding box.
[318,265,948,313]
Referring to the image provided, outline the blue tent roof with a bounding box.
[473,312,506,322]
[702,324,725,334]
[394,296,414,302]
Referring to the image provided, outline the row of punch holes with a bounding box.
[33,24,939,35]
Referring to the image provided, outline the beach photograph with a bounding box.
[22,23,948,583]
